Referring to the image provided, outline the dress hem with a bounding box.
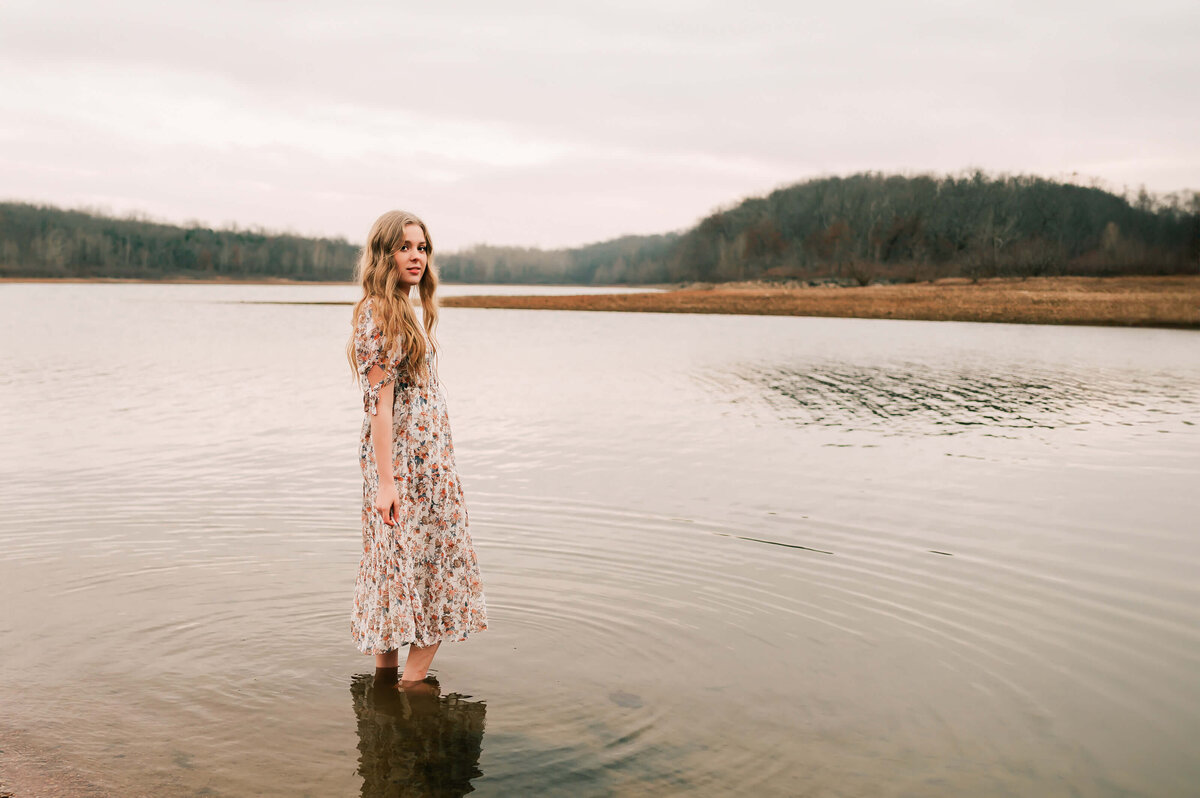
[352,623,488,656]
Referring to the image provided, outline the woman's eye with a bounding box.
[399,245,408,251]
[418,245,427,252]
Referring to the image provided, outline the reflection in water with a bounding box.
[351,672,487,798]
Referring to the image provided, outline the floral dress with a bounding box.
[351,299,487,654]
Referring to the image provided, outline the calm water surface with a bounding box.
[1,283,1198,797]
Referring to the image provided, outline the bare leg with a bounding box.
[400,642,441,682]
[375,649,399,670]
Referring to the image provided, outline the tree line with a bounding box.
[438,172,1199,284]
[0,203,358,280]
[3,172,1197,285]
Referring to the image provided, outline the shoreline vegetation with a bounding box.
[3,172,1197,286]
[439,276,1200,329]
[6,274,1192,328]
[3,168,1196,329]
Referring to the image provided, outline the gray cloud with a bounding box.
[1,0,1197,249]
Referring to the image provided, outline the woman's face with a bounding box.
[392,223,429,289]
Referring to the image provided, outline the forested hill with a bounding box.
[439,172,1199,284]
[3,172,1197,284]
[0,203,358,281]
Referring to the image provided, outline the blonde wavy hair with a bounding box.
[346,210,439,384]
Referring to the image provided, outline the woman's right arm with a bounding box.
[368,364,401,526]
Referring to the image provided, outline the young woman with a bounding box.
[348,210,487,682]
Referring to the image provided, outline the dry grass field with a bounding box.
[442,275,1200,329]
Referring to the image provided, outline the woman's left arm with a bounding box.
[367,365,400,525]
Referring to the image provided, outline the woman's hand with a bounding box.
[375,481,401,526]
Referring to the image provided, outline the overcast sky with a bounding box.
[2,1,1197,250]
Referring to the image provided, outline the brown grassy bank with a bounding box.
[441,276,1200,329]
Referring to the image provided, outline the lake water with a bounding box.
[1,283,1198,797]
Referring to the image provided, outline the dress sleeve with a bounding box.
[354,301,401,415]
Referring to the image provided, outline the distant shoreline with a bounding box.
[441,276,1200,329]
[4,275,1197,328]
[0,276,660,288]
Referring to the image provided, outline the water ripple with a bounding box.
[720,362,1200,433]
